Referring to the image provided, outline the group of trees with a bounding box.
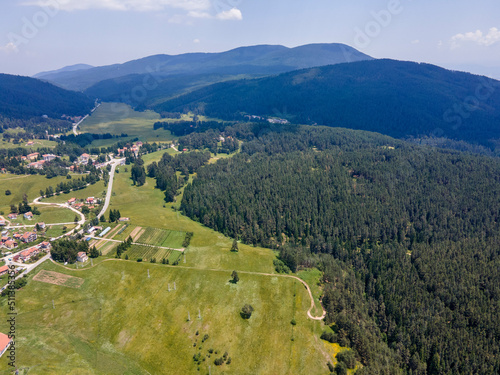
[51,239,89,264]
[108,209,122,223]
[116,237,133,257]
[146,151,210,202]
[131,157,146,186]
[179,125,500,374]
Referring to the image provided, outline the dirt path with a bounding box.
[130,227,145,241]
[50,258,326,320]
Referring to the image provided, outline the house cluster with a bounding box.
[117,141,142,157]
[67,196,100,210]
[1,230,38,250]
[12,241,51,263]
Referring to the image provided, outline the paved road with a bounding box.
[72,115,88,136]
[0,253,51,293]
[97,158,124,219]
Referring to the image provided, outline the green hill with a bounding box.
[157,59,500,146]
[0,73,94,120]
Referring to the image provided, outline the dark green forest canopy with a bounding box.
[180,125,500,374]
[158,59,500,147]
[0,73,94,120]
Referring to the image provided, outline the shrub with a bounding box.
[320,330,337,343]
[335,362,347,375]
[214,357,224,366]
[137,258,143,262]
[336,350,356,369]
[241,304,254,319]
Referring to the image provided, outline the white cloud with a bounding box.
[216,7,242,20]
[451,27,500,49]
[411,39,420,44]
[0,42,19,54]
[24,0,212,12]
[188,10,211,18]
[193,38,200,43]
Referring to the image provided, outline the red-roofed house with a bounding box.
[27,152,39,160]
[0,219,5,226]
[67,197,77,205]
[21,232,37,243]
[7,213,17,220]
[3,240,17,249]
[43,154,56,162]
[77,252,88,263]
[0,332,12,358]
[0,265,9,276]
[24,212,33,220]
[86,197,95,204]
[36,222,46,229]
[40,241,51,250]
[80,153,90,163]
[19,246,39,262]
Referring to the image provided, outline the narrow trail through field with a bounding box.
[50,258,326,320]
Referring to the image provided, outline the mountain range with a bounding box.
[35,43,373,93]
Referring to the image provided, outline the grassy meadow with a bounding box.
[0,259,337,374]
[79,103,174,146]
[0,115,350,374]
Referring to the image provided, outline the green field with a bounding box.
[79,103,174,146]
[0,260,337,374]
[105,170,275,273]
[0,174,69,214]
[42,180,107,204]
[125,244,173,262]
[0,136,58,150]
[136,227,186,249]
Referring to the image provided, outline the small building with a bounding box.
[0,332,12,359]
[67,197,77,205]
[24,212,33,220]
[86,197,95,205]
[0,265,9,276]
[7,214,17,220]
[19,246,39,262]
[77,252,88,263]
[27,152,39,160]
[119,217,130,222]
[4,240,18,249]
[80,153,90,163]
[1,236,11,243]
[0,220,5,226]
[40,241,51,250]
[43,154,56,162]
[28,161,45,169]
[36,222,46,230]
[21,232,37,243]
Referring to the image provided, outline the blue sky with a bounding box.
[0,0,499,77]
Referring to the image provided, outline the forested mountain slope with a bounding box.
[178,124,500,374]
[158,59,500,147]
[0,73,94,120]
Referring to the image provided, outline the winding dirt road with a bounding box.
[50,258,326,320]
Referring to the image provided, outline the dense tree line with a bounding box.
[51,239,89,264]
[180,125,500,374]
[153,120,227,136]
